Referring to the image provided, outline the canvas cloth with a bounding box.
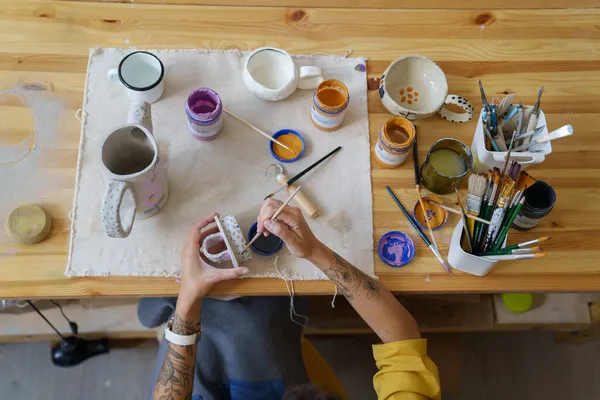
[66,48,373,280]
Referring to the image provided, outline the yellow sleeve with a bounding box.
[372,339,441,400]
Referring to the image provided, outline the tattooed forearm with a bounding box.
[153,314,200,400]
[322,251,381,301]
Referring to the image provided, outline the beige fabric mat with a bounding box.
[66,48,373,279]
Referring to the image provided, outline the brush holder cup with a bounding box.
[471,108,551,173]
[447,220,507,276]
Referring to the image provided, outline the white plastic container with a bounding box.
[447,220,507,276]
[471,108,551,173]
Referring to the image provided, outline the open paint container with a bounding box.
[412,196,448,231]
[270,129,305,163]
[377,231,415,267]
[247,222,284,256]
[185,88,223,141]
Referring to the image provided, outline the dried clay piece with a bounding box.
[5,204,52,244]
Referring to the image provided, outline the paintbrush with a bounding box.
[265,146,342,199]
[475,168,500,252]
[225,109,298,156]
[482,253,546,261]
[499,236,552,252]
[480,246,543,256]
[455,188,473,252]
[466,173,488,237]
[386,186,451,274]
[242,185,303,254]
[472,171,493,244]
[521,86,544,146]
[427,199,491,224]
[413,127,439,251]
[483,177,515,251]
[490,196,525,251]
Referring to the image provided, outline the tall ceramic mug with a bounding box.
[99,102,168,238]
[243,47,324,101]
[108,51,165,103]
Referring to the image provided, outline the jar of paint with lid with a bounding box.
[421,138,472,194]
[311,79,349,132]
[373,117,415,168]
[185,88,223,141]
[512,181,556,231]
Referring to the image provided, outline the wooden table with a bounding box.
[1,0,599,299]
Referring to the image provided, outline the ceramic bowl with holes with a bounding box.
[379,55,448,121]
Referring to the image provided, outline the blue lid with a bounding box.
[270,129,305,163]
[377,231,415,267]
[247,222,284,256]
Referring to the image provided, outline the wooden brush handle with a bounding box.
[277,174,319,218]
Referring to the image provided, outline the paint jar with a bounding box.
[185,88,223,141]
[420,138,473,194]
[374,117,415,168]
[311,79,349,132]
[377,231,415,267]
[512,181,556,231]
[447,220,507,276]
[248,222,284,256]
[270,129,306,163]
[412,196,448,231]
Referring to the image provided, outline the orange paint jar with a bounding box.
[311,79,349,132]
[374,117,415,168]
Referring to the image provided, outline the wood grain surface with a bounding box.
[1,0,599,298]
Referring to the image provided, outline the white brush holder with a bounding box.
[471,108,551,173]
[447,220,507,276]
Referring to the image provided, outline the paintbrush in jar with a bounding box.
[466,173,488,238]
[475,168,500,252]
[483,177,515,251]
[490,197,525,251]
[482,253,546,261]
[497,236,552,252]
[480,246,543,256]
[455,188,473,252]
[472,171,493,245]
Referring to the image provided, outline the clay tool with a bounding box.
[426,200,491,224]
[512,125,573,152]
[466,173,488,237]
[521,86,544,145]
[455,188,473,252]
[483,124,501,152]
[482,253,546,261]
[242,185,303,254]
[224,109,298,156]
[266,164,320,218]
[498,94,516,116]
[265,146,341,199]
[385,186,452,274]
[497,236,551,252]
[413,127,439,251]
[514,125,546,142]
[489,105,507,151]
[478,79,489,111]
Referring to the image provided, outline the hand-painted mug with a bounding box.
[108,51,165,104]
[243,47,324,102]
[99,101,168,238]
[201,215,251,268]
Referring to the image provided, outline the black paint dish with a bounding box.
[247,222,284,256]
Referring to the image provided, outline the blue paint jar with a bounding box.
[247,222,284,256]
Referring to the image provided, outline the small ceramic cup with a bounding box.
[99,101,168,238]
[108,51,165,104]
[379,55,448,121]
[243,47,324,102]
[201,215,251,268]
[185,88,223,141]
[311,79,350,131]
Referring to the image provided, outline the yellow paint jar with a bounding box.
[311,79,349,132]
[373,117,415,168]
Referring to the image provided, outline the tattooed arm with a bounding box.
[154,214,249,400]
[257,200,420,343]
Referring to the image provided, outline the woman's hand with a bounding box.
[178,213,249,309]
[256,199,324,259]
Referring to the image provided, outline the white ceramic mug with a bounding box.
[201,215,251,268]
[243,47,324,101]
[99,101,168,238]
[108,51,165,104]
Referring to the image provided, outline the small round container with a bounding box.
[512,181,556,231]
[311,79,349,132]
[185,88,223,141]
[374,117,416,168]
[270,129,305,163]
[247,222,284,256]
[420,138,473,194]
[502,293,534,313]
[412,196,448,231]
[377,231,415,267]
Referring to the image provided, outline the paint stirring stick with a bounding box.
[225,109,298,156]
[242,185,303,254]
[265,146,342,199]
[386,186,452,274]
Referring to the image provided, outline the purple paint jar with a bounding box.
[185,88,223,141]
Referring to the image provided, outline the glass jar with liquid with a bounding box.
[421,138,473,194]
